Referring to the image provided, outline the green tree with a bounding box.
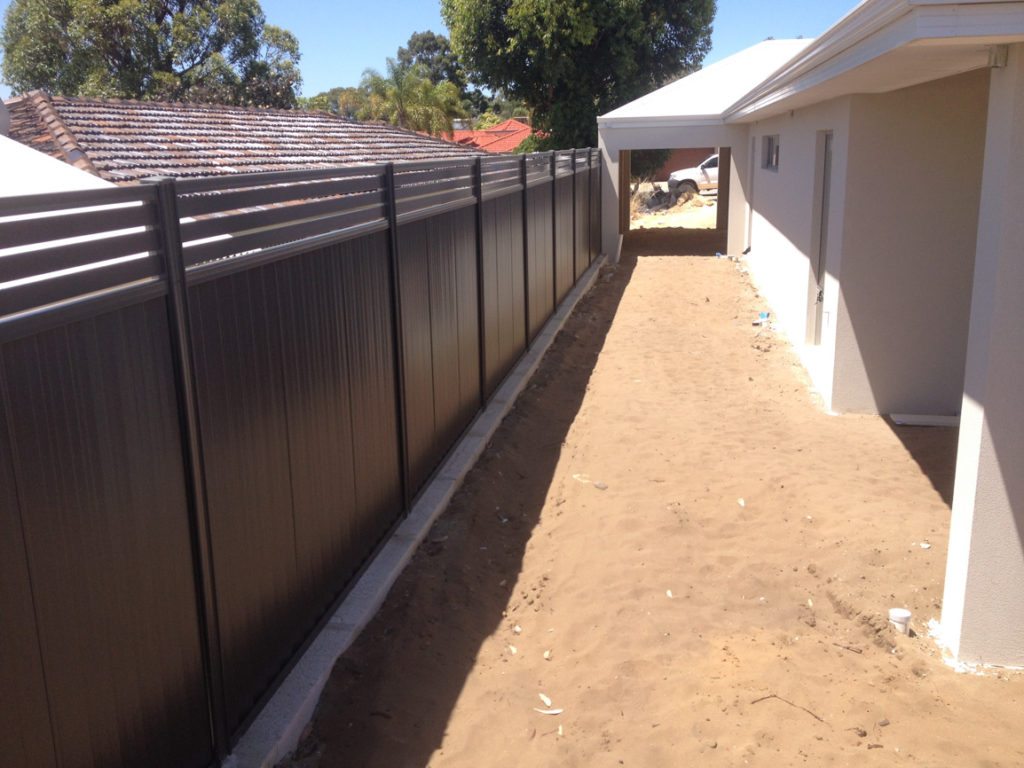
[359,58,466,135]
[397,31,465,91]
[441,0,715,147]
[630,148,671,180]
[299,86,365,118]
[397,29,492,115]
[474,109,503,129]
[1,0,302,108]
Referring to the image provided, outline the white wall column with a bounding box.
[941,44,1024,667]
[597,130,623,262]
[725,136,750,257]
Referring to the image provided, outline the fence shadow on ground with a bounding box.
[293,246,646,768]
[884,420,959,508]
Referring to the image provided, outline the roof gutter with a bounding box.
[723,0,1024,122]
[724,0,914,121]
[596,114,727,129]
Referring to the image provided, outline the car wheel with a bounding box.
[678,180,698,200]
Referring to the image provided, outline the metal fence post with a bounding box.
[520,154,530,346]
[473,156,487,405]
[550,151,558,309]
[150,177,229,760]
[571,148,578,282]
[383,163,411,511]
[588,148,594,263]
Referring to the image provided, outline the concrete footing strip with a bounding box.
[228,254,607,768]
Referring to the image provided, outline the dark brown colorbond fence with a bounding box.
[0,148,601,767]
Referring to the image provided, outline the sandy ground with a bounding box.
[287,229,1023,768]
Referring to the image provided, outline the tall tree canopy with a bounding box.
[397,30,489,114]
[360,59,466,135]
[397,31,465,91]
[441,0,715,147]
[1,0,302,108]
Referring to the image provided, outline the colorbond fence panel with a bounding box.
[525,155,555,341]
[574,160,591,280]
[189,266,304,736]
[0,147,599,766]
[398,207,481,496]
[480,189,526,397]
[553,174,575,304]
[0,398,60,768]
[0,301,213,768]
[338,233,404,541]
[589,151,602,263]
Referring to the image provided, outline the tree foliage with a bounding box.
[1,0,302,108]
[441,0,715,147]
[630,148,671,180]
[397,29,489,115]
[359,59,466,135]
[298,86,364,118]
[397,31,465,91]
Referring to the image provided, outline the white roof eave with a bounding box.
[724,0,1024,122]
[597,114,727,130]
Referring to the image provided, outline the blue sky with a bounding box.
[0,0,857,100]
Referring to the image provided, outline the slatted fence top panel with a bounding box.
[393,158,476,224]
[0,186,161,322]
[573,151,590,173]
[480,156,523,201]
[525,153,554,188]
[175,165,388,270]
[554,151,575,178]
[589,148,601,167]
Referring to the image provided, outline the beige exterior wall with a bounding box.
[941,45,1024,667]
[832,69,990,415]
[744,99,852,408]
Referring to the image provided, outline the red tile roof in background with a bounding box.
[450,118,538,153]
[3,91,482,183]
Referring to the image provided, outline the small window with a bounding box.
[762,135,780,171]
[703,156,718,169]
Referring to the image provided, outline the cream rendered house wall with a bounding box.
[743,98,852,409]
[832,69,989,415]
[942,44,1024,667]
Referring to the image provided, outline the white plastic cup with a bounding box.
[889,607,912,634]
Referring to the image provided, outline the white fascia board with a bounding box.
[725,0,913,120]
[724,0,1024,121]
[597,115,726,129]
[913,2,1024,39]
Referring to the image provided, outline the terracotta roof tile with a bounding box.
[448,119,538,154]
[3,91,482,183]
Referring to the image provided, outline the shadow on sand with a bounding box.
[883,419,959,508]
[289,238,666,768]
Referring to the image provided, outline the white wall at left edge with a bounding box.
[0,134,114,197]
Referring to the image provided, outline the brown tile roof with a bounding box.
[3,91,481,183]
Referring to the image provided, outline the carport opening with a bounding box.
[620,147,729,233]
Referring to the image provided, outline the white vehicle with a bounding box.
[667,153,719,195]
